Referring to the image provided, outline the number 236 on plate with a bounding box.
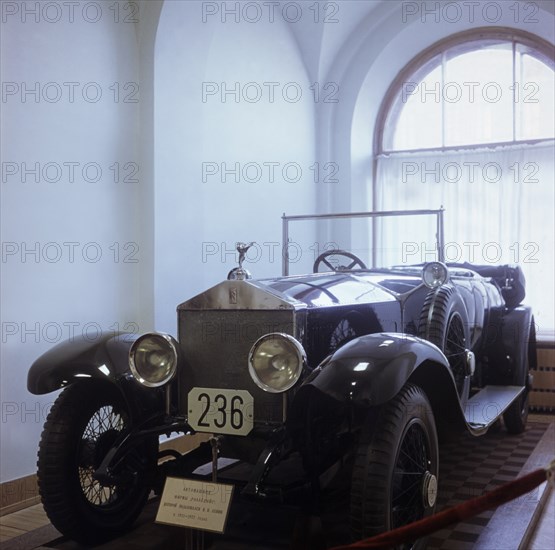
[188,388,254,436]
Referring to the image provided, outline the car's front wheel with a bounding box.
[350,384,438,549]
[37,382,157,544]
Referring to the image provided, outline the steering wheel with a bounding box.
[313,250,367,273]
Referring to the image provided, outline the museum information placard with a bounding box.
[155,477,234,533]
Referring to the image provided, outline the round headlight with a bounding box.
[129,333,178,387]
[248,333,306,393]
[422,261,450,289]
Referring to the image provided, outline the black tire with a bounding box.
[418,285,469,399]
[37,382,157,544]
[350,384,438,549]
[503,320,535,434]
[503,388,529,435]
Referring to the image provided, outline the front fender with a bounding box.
[288,332,467,455]
[298,332,452,407]
[27,333,138,394]
[27,333,164,421]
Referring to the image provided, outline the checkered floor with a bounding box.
[3,421,551,549]
[427,421,549,549]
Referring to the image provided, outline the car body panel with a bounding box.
[297,332,451,407]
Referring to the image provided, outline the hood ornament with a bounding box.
[227,242,254,281]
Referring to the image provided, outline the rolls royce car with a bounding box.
[27,209,535,547]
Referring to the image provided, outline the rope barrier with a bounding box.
[331,459,555,550]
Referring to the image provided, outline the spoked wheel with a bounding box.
[419,285,470,399]
[37,382,157,544]
[329,312,369,353]
[313,250,367,273]
[351,384,438,550]
[392,421,436,529]
[442,312,468,395]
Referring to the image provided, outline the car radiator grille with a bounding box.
[178,309,297,425]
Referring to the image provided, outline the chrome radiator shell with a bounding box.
[177,280,306,426]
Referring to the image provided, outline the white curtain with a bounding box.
[376,141,555,335]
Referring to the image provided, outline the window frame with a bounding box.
[369,27,555,332]
[373,27,555,158]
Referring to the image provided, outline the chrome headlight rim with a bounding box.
[248,332,306,394]
[422,261,450,289]
[129,332,178,388]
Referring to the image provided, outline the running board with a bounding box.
[464,385,524,433]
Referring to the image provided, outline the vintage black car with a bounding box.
[27,209,535,547]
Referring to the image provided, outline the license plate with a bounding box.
[188,388,254,436]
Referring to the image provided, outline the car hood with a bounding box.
[178,271,424,311]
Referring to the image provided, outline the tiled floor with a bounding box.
[1,415,554,548]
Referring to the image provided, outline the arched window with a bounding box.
[374,29,554,334]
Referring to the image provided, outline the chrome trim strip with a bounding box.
[282,212,289,277]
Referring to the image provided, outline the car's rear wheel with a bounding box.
[503,387,529,435]
[350,384,438,549]
[418,285,470,399]
[37,382,157,544]
[503,319,535,434]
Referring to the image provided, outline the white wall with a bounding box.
[154,1,316,333]
[0,2,141,482]
[0,0,317,484]
[320,0,555,213]
[300,0,555,258]
[4,0,552,484]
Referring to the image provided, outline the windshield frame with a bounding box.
[281,208,445,276]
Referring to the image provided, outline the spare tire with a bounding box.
[418,285,470,400]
